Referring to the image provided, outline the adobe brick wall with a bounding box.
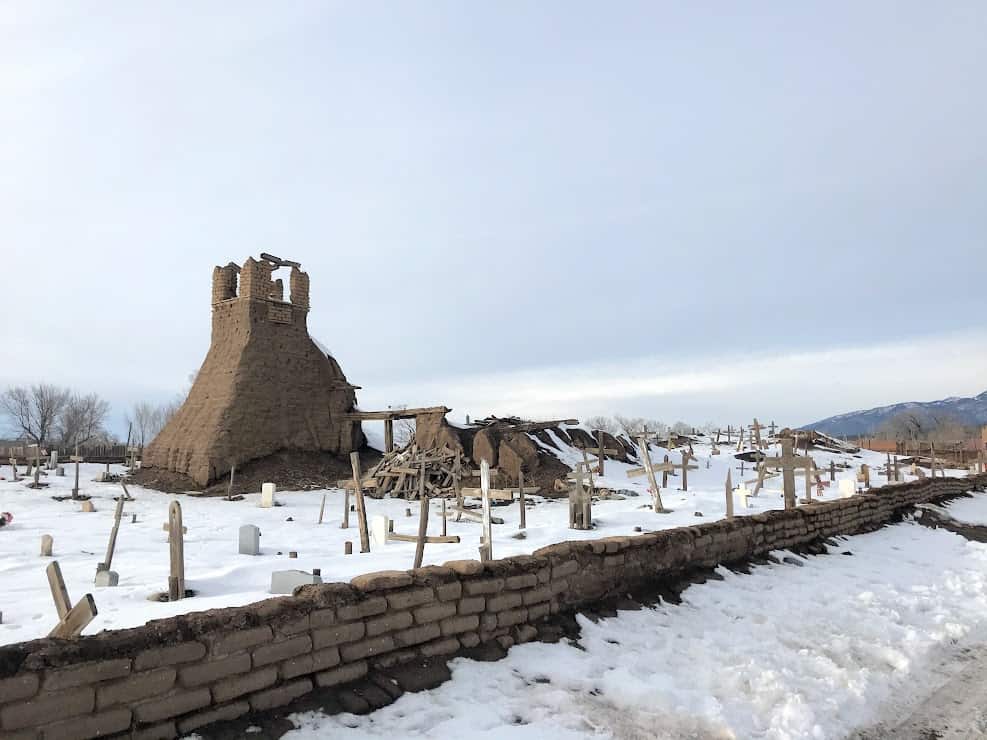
[2,474,984,739]
[144,257,362,486]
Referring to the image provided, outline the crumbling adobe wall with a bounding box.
[144,257,363,486]
[3,475,982,739]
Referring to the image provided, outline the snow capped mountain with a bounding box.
[804,390,987,437]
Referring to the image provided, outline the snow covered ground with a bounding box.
[280,515,987,740]
[939,493,987,526]
[0,436,958,646]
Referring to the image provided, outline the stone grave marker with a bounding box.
[239,524,261,555]
[838,478,855,498]
[40,534,53,557]
[270,569,323,594]
[260,482,277,508]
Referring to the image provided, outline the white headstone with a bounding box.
[838,478,855,498]
[270,569,322,594]
[370,515,390,548]
[737,484,752,508]
[260,482,276,508]
[238,524,261,555]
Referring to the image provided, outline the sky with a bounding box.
[1,1,986,437]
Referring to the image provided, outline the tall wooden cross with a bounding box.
[768,420,778,437]
[749,419,765,450]
[755,435,812,510]
[735,427,746,452]
[349,452,371,553]
[676,450,699,492]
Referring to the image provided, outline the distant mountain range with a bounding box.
[804,390,987,437]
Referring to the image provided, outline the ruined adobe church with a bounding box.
[143,255,363,485]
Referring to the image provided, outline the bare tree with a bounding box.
[614,415,648,437]
[395,418,416,447]
[583,415,619,435]
[57,392,111,449]
[0,384,71,447]
[671,420,693,435]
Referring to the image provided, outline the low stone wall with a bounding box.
[2,474,984,740]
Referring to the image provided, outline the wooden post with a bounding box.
[40,534,53,557]
[678,451,698,492]
[414,461,429,569]
[350,452,370,553]
[479,459,493,562]
[100,496,125,571]
[581,449,596,493]
[318,493,326,524]
[168,501,185,601]
[441,496,447,537]
[597,430,605,476]
[662,454,670,488]
[725,469,734,519]
[341,479,350,529]
[830,460,836,482]
[636,438,667,514]
[344,541,353,555]
[518,467,526,530]
[384,419,394,454]
[71,445,81,498]
[226,464,236,501]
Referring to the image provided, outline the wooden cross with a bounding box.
[736,459,747,478]
[755,436,812,509]
[725,425,733,444]
[47,561,97,638]
[735,427,746,452]
[413,459,429,568]
[518,467,527,530]
[167,501,186,601]
[478,459,494,561]
[9,457,20,482]
[768,420,778,436]
[676,450,699,491]
[627,437,671,513]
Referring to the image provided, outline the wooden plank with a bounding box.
[479,459,493,562]
[387,532,461,544]
[518,468,526,530]
[341,406,451,421]
[168,501,185,601]
[49,594,97,639]
[47,561,71,620]
[101,496,125,570]
[414,460,429,568]
[350,452,371,553]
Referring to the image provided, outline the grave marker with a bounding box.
[754,435,812,510]
[350,452,370,553]
[40,534,53,557]
[47,561,97,638]
[567,462,593,529]
[95,497,125,586]
[71,448,83,498]
[725,469,734,520]
[260,482,277,508]
[239,525,261,555]
[414,459,429,568]
[677,451,699,491]
[518,467,527,530]
[838,478,855,498]
[167,500,185,601]
[479,459,494,561]
[628,437,672,513]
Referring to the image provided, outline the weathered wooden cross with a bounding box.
[627,437,672,513]
[748,419,765,450]
[47,561,97,638]
[768,420,778,437]
[753,435,812,510]
[676,450,699,491]
[478,459,494,561]
[725,469,734,520]
[567,461,593,530]
[70,447,84,498]
[349,452,371,553]
[97,496,126,581]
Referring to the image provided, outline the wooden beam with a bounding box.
[342,406,451,421]
[350,452,370,553]
[49,595,97,639]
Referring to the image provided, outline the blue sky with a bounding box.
[2,2,985,435]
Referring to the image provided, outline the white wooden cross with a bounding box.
[567,462,593,530]
[754,436,812,510]
[47,561,97,638]
[478,459,494,561]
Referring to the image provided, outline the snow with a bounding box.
[939,494,987,526]
[280,517,987,740]
[0,438,962,647]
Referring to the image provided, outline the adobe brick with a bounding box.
[522,586,552,605]
[134,642,206,672]
[385,587,434,611]
[211,666,278,704]
[312,621,365,650]
[281,646,340,680]
[527,602,551,621]
[210,626,272,656]
[393,623,440,648]
[419,638,460,658]
[439,614,479,636]
[1,687,94,731]
[252,635,312,667]
[179,652,251,688]
[458,632,480,648]
[314,661,368,688]
[435,581,462,601]
[133,688,211,724]
[248,678,313,712]
[366,611,413,637]
[458,596,485,615]
[413,601,457,625]
[97,668,176,709]
[350,571,413,591]
[274,614,311,637]
[504,573,537,590]
[0,674,39,704]
[310,607,336,628]
[339,635,395,662]
[129,720,176,739]
[552,561,578,578]
[40,708,131,740]
[486,592,523,612]
[497,608,528,628]
[462,578,504,596]
[175,700,249,734]
[42,659,131,692]
[336,597,388,622]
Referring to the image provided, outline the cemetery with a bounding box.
[1,255,986,739]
